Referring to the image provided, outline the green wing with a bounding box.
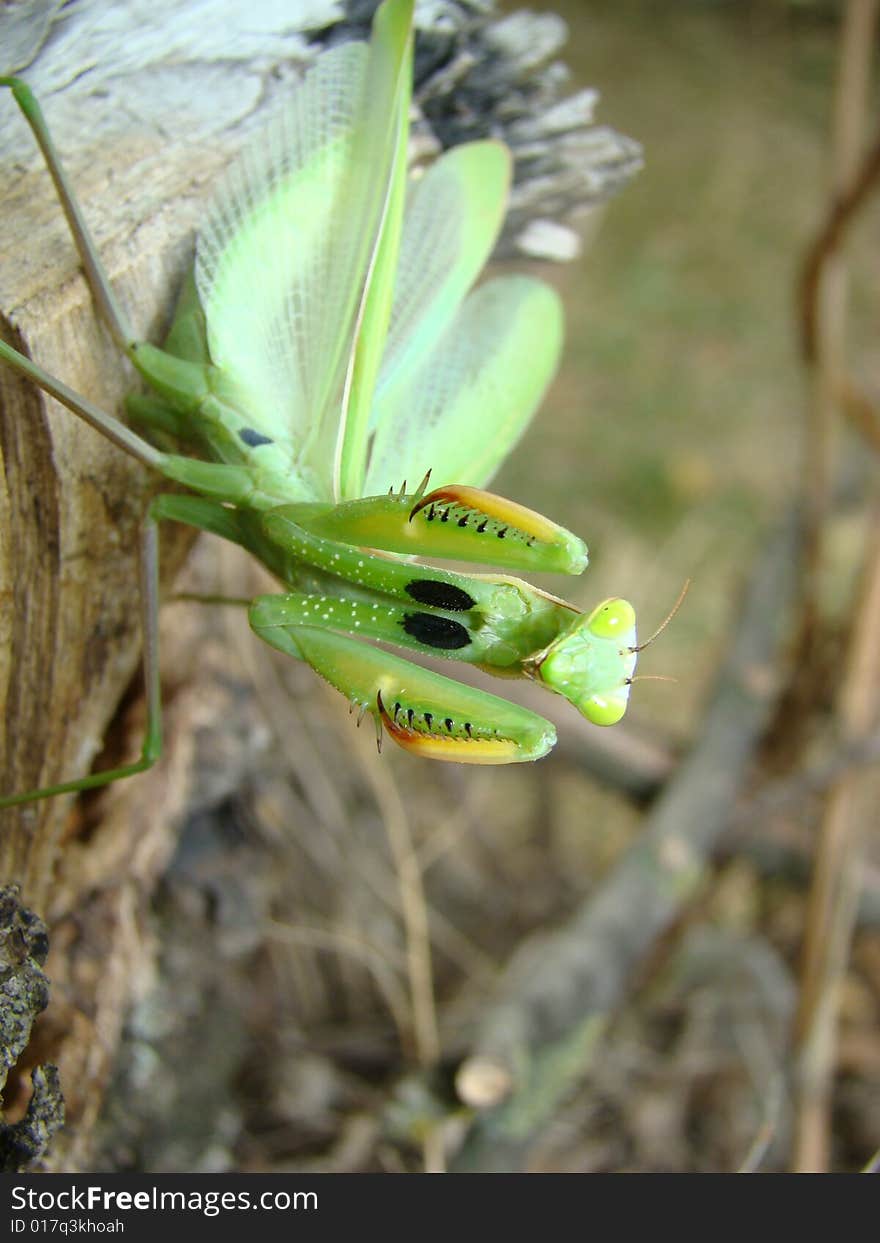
[371,141,511,422]
[333,1,413,502]
[193,0,413,500]
[363,137,563,495]
[191,0,560,505]
[365,275,564,493]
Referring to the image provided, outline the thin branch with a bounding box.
[736,727,880,825]
[834,377,880,453]
[791,508,880,1171]
[738,1074,785,1174]
[787,0,880,745]
[788,0,880,1174]
[799,124,880,364]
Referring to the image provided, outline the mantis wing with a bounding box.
[365,274,564,493]
[336,141,511,500]
[370,141,512,425]
[193,0,413,499]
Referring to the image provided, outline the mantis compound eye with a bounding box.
[579,690,631,727]
[585,598,637,640]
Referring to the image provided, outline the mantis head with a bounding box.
[529,598,638,726]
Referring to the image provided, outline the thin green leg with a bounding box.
[0,336,165,469]
[0,511,163,809]
[0,337,258,501]
[1,76,134,351]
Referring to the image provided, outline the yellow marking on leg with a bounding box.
[376,692,520,764]
[409,485,565,545]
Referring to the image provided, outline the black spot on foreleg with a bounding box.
[405,580,476,611]
[402,613,471,651]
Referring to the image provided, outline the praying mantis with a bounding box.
[0,0,647,810]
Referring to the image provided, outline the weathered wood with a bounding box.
[0,0,640,1168]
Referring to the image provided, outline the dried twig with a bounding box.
[792,510,880,1171]
[788,0,880,1174]
[799,125,880,365]
[834,377,880,453]
[785,0,879,737]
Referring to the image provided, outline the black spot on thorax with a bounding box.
[239,427,274,448]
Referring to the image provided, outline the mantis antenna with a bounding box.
[629,580,691,654]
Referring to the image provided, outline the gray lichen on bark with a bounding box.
[0,885,63,1171]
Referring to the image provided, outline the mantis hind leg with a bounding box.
[0,507,167,809]
[0,336,259,501]
[1,76,134,352]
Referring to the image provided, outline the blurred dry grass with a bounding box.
[84,0,880,1173]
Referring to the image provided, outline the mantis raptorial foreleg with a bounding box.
[246,501,636,751]
[289,484,588,575]
[252,620,556,764]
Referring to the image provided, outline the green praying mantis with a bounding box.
[0,0,654,809]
